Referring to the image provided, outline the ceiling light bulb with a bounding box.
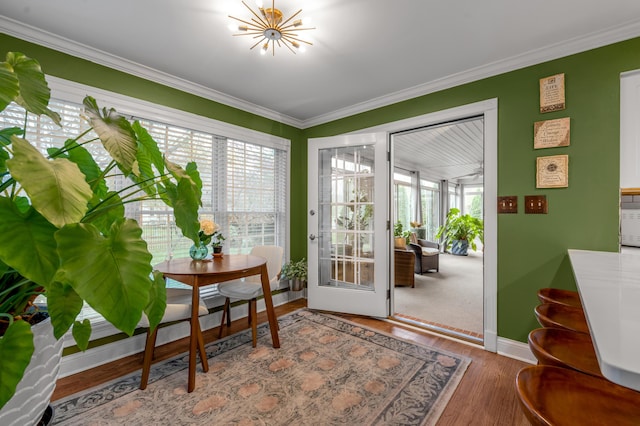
[255,0,263,8]
[291,41,306,54]
[260,43,269,55]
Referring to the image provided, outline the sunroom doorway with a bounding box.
[391,116,485,344]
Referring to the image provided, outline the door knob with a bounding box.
[309,234,316,240]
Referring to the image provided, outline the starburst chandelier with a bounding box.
[229,0,315,56]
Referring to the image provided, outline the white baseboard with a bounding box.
[497,336,537,364]
[59,291,301,378]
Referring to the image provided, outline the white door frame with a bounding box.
[351,99,498,352]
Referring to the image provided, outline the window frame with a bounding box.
[26,77,292,343]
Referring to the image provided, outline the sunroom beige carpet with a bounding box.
[394,251,484,337]
[52,309,470,425]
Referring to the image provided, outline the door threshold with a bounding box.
[391,314,483,345]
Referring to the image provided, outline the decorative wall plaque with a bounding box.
[536,154,568,188]
[534,117,570,149]
[539,73,565,113]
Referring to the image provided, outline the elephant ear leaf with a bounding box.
[55,139,109,200]
[7,136,93,229]
[47,281,84,339]
[133,121,165,175]
[56,220,153,335]
[0,127,23,146]
[83,96,137,176]
[144,271,167,332]
[4,52,61,125]
[72,319,92,351]
[162,159,201,244]
[0,61,19,114]
[0,198,59,287]
[0,319,34,410]
[185,161,202,200]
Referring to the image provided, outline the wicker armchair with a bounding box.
[408,239,440,273]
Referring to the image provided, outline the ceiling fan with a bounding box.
[451,162,483,180]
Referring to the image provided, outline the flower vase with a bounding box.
[189,242,209,260]
[212,246,223,258]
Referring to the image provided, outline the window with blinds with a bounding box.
[1,96,289,315]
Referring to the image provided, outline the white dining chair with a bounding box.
[217,245,284,347]
[138,287,209,390]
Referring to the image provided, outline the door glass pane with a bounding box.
[318,145,375,290]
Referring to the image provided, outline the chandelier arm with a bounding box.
[269,0,277,27]
[281,25,315,32]
[249,17,268,28]
[250,37,267,50]
[232,32,265,37]
[282,41,297,54]
[281,34,313,46]
[241,0,270,28]
[278,9,303,28]
[229,15,265,33]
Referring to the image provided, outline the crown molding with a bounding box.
[0,16,303,129]
[3,16,640,130]
[301,19,640,128]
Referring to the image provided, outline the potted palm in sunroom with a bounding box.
[0,52,204,424]
[435,207,484,256]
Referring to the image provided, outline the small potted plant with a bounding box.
[393,221,411,248]
[210,229,226,257]
[435,208,484,256]
[410,221,426,240]
[281,258,307,291]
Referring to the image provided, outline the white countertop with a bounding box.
[568,249,640,391]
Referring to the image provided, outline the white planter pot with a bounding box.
[290,278,306,291]
[0,318,64,426]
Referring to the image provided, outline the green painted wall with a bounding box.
[0,33,308,261]
[304,37,640,342]
[3,32,640,343]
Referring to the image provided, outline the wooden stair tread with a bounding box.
[516,365,640,426]
[534,303,589,334]
[537,287,582,308]
[528,327,602,378]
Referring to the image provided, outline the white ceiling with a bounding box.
[394,117,485,184]
[2,0,640,129]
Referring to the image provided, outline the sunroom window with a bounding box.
[0,80,290,333]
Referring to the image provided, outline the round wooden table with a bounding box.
[154,255,281,392]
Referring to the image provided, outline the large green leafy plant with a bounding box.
[0,52,203,408]
[435,207,484,251]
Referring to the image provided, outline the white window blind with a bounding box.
[1,97,289,319]
[1,101,288,262]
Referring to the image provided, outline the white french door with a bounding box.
[307,133,389,317]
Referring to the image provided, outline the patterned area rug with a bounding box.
[52,309,470,425]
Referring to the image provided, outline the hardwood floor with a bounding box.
[53,299,531,425]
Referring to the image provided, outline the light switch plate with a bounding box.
[498,196,518,214]
[525,195,548,214]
